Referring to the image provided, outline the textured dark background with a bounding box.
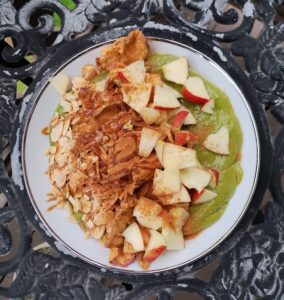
[0,0,284,299]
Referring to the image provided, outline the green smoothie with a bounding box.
[147,54,243,235]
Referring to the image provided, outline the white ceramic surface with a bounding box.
[23,39,259,273]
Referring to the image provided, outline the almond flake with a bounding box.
[62,118,71,136]
[52,169,66,188]
[50,121,63,142]
[91,225,105,239]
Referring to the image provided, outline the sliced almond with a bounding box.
[68,195,81,212]
[62,118,71,136]
[91,225,105,239]
[52,169,66,188]
[82,201,92,213]
[86,219,95,229]
[50,121,63,143]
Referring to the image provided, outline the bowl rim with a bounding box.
[21,36,260,274]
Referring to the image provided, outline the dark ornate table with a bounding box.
[0,0,284,299]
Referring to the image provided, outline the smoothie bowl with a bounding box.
[22,30,259,272]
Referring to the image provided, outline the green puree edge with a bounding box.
[146,53,243,235]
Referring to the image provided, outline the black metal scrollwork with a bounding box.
[0,0,283,299]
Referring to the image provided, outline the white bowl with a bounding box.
[22,38,259,273]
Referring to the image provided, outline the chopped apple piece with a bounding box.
[154,84,181,111]
[140,107,161,125]
[158,185,191,205]
[136,215,164,230]
[50,72,70,95]
[152,107,168,124]
[208,168,220,188]
[175,131,198,146]
[175,131,189,146]
[153,168,181,196]
[168,106,196,125]
[122,222,144,252]
[154,140,165,165]
[172,111,189,130]
[122,83,152,113]
[162,57,188,85]
[115,71,129,84]
[163,83,182,98]
[169,207,190,231]
[204,127,230,155]
[162,143,197,169]
[138,128,161,157]
[182,77,209,105]
[123,60,146,84]
[162,226,185,250]
[144,230,166,263]
[139,226,150,248]
[133,197,163,218]
[180,167,212,192]
[191,189,217,204]
[201,99,215,114]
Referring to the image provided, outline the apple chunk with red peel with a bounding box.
[201,99,215,114]
[180,167,212,193]
[162,143,197,169]
[140,107,161,125]
[144,230,166,263]
[122,83,152,113]
[122,222,144,252]
[162,226,184,250]
[191,189,217,204]
[208,168,219,188]
[153,168,181,196]
[154,140,165,165]
[158,185,191,205]
[162,57,188,85]
[154,84,181,111]
[168,106,196,125]
[138,128,161,157]
[114,71,129,85]
[50,72,70,95]
[175,131,198,146]
[203,127,230,155]
[172,111,189,131]
[122,60,146,84]
[182,77,210,105]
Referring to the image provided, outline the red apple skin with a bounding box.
[111,253,136,267]
[191,189,205,203]
[182,87,209,105]
[116,71,129,83]
[175,131,190,145]
[172,111,189,130]
[154,105,178,111]
[208,168,219,188]
[144,246,166,263]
